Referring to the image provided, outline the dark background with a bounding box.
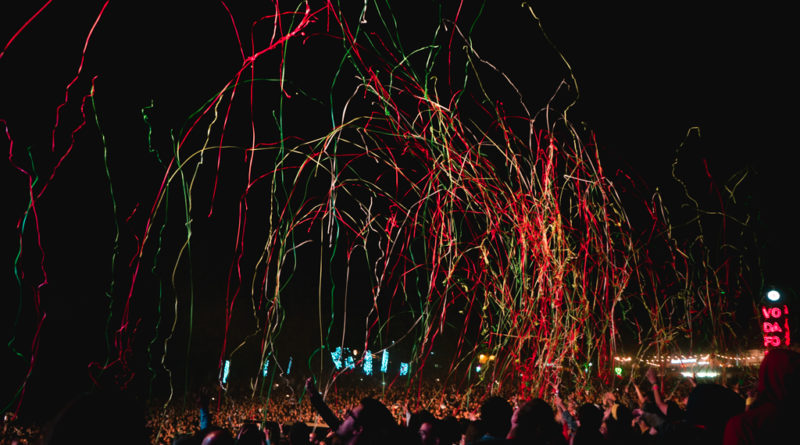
[2,1,796,421]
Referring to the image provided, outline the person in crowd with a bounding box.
[657,383,744,445]
[262,421,280,445]
[304,378,341,432]
[572,403,605,444]
[335,397,400,445]
[601,399,635,445]
[305,376,400,445]
[408,409,437,436]
[438,415,463,445]
[476,396,513,443]
[287,421,311,445]
[644,369,668,418]
[723,348,800,444]
[419,416,441,445]
[553,391,578,441]
[460,420,486,445]
[236,422,267,445]
[506,398,566,445]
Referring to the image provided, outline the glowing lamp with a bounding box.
[767,290,781,302]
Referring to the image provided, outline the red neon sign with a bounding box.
[761,305,790,348]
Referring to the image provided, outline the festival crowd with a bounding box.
[2,348,797,445]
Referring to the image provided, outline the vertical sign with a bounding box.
[761,305,790,348]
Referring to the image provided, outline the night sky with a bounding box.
[2,1,796,421]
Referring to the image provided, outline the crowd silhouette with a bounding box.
[2,348,798,445]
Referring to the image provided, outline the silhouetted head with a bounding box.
[288,421,311,445]
[577,403,603,431]
[408,409,436,434]
[509,398,558,442]
[755,348,800,406]
[438,416,461,445]
[679,383,741,443]
[237,423,266,445]
[603,402,633,441]
[419,418,440,445]
[336,397,397,445]
[479,396,512,439]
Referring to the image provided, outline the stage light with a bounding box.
[331,347,343,370]
[363,350,373,375]
[381,350,389,373]
[222,360,231,384]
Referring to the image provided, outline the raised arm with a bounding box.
[553,392,577,433]
[646,368,668,416]
[305,377,342,430]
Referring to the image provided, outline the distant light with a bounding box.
[345,355,356,370]
[331,347,343,370]
[222,360,231,384]
[615,367,623,376]
[381,350,389,373]
[287,357,293,375]
[767,290,781,302]
[681,371,719,378]
[475,365,482,372]
[352,349,359,356]
[262,359,270,377]
[363,350,373,376]
[399,362,409,376]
